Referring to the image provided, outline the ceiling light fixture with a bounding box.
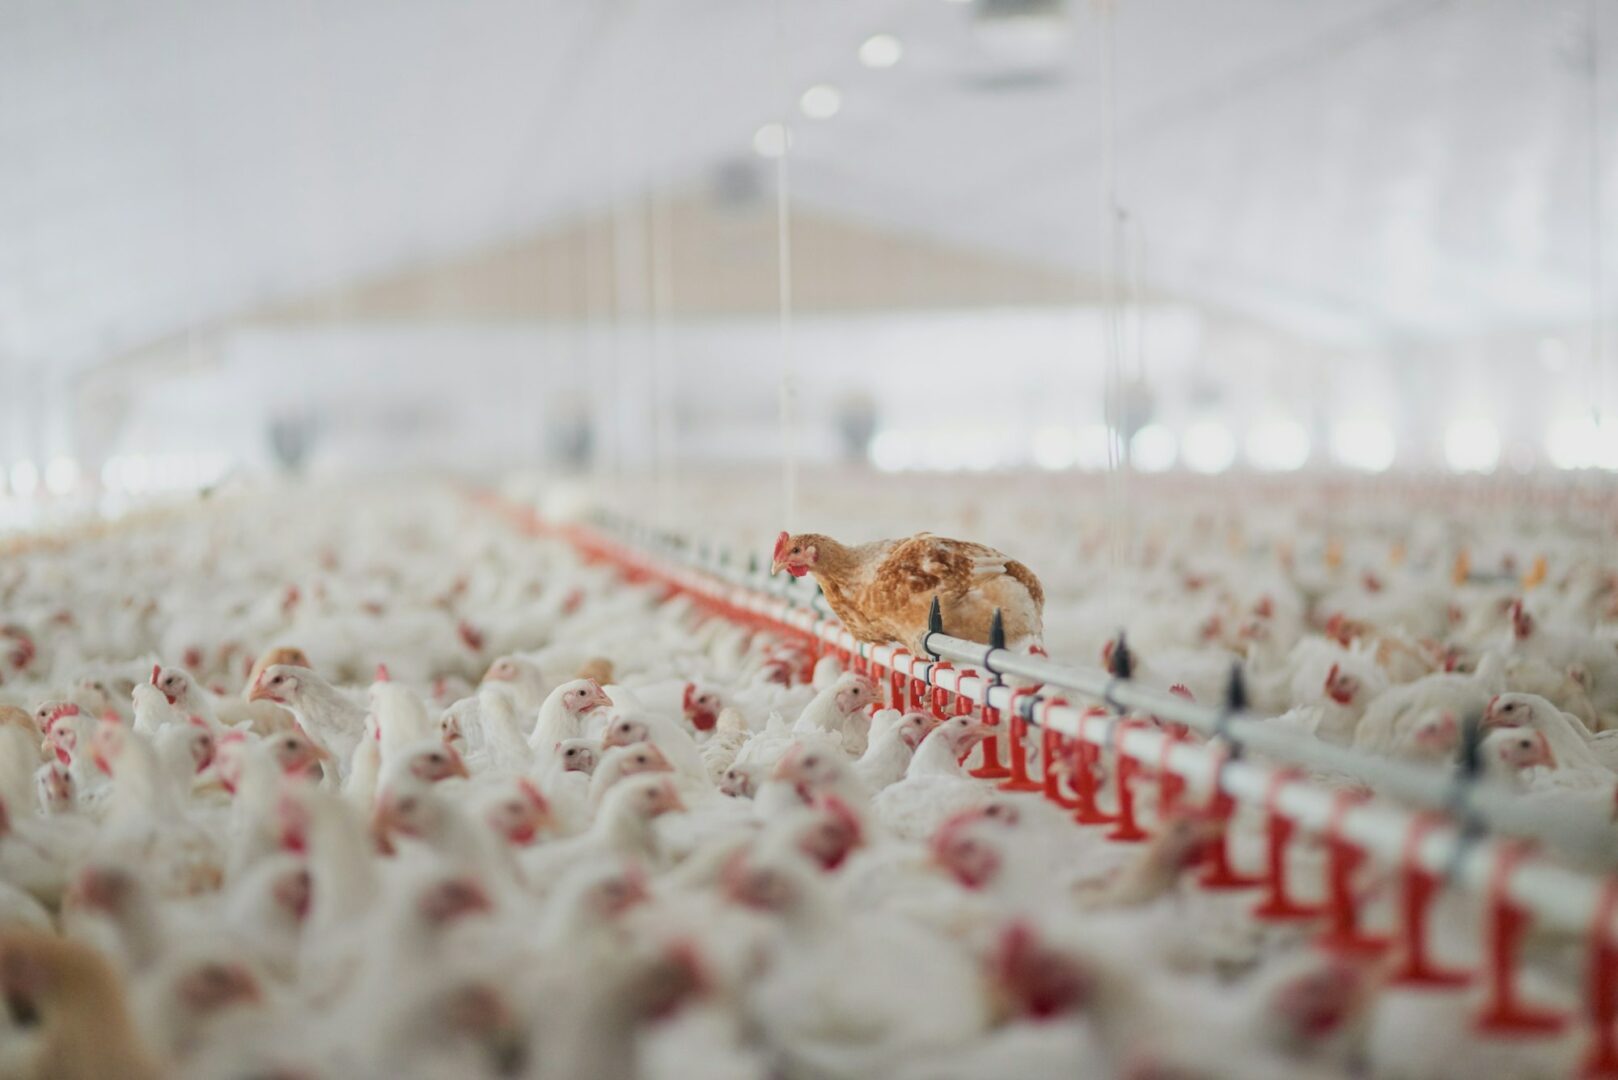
[799,84,842,120]
[859,34,903,68]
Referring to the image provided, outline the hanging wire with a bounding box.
[774,0,798,530]
[1095,0,1128,625]
[1586,0,1608,456]
[650,181,676,530]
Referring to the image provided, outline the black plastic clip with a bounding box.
[923,596,944,661]
[1102,631,1133,712]
[1441,711,1488,881]
[983,609,1006,684]
[1214,662,1248,761]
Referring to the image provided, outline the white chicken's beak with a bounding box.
[370,801,406,851]
[771,746,803,782]
[955,722,993,754]
[584,684,613,712]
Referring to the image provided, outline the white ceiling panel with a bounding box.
[0,0,1612,366]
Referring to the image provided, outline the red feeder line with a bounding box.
[906,654,928,713]
[1155,727,1191,817]
[1038,700,1079,809]
[1474,842,1569,1035]
[888,664,909,713]
[998,686,1044,793]
[1251,770,1326,920]
[1105,718,1149,842]
[928,663,968,767]
[929,664,955,720]
[868,654,888,704]
[1316,790,1391,957]
[1197,747,1264,891]
[1389,813,1472,988]
[962,668,1011,780]
[1068,707,1116,825]
[1581,879,1618,1078]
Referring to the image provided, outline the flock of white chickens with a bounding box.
[1,479,1617,1079]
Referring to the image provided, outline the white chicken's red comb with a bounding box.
[817,794,863,846]
[516,777,548,811]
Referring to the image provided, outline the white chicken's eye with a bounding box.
[398,798,417,813]
[803,756,819,768]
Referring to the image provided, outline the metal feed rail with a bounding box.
[544,509,1618,949]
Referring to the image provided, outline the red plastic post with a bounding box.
[1068,708,1116,824]
[908,655,928,713]
[1580,879,1618,1078]
[998,686,1044,792]
[961,669,1010,780]
[1474,842,1569,1035]
[1197,747,1263,891]
[1040,708,1080,810]
[1389,813,1472,988]
[1105,719,1149,842]
[1251,770,1326,920]
[889,665,907,712]
[1315,790,1390,957]
[1155,727,1189,817]
[929,664,955,721]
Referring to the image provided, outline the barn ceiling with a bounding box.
[0,0,1612,367]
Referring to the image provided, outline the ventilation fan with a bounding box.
[960,0,1074,89]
